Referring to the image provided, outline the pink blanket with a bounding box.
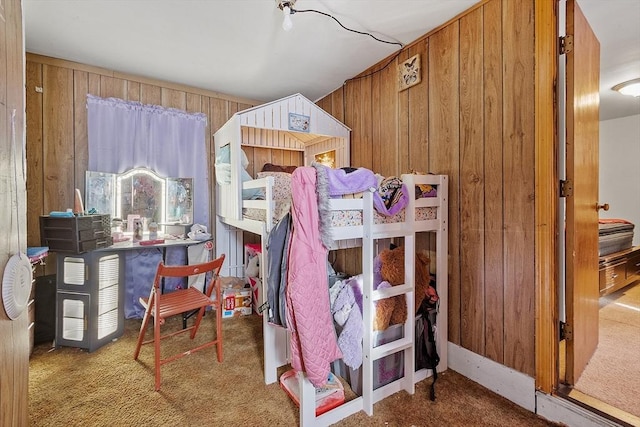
[286,167,342,387]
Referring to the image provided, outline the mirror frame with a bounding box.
[85,167,193,230]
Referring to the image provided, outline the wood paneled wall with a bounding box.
[318,0,537,376]
[1,0,29,424]
[25,53,308,257]
[25,54,264,274]
[24,0,542,380]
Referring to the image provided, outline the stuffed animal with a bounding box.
[373,246,431,331]
[372,256,395,331]
[245,254,260,279]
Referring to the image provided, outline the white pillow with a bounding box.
[215,144,263,199]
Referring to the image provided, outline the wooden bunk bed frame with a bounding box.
[214,94,448,426]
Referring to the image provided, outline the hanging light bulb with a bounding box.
[282,5,293,31]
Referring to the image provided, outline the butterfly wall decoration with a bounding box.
[398,54,421,91]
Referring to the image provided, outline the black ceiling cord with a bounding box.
[289,7,404,85]
[342,50,404,85]
[292,8,404,48]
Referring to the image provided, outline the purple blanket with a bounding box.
[316,164,378,196]
[314,163,410,217]
[374,176,410,217]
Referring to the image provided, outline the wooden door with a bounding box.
[564,0,600,385]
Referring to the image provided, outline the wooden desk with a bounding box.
[102,235,210,252]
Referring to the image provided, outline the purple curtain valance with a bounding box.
[87,94,207,123]
[87,94,209,228]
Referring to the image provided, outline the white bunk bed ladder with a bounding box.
[298,189,420,426]
[367,213,416,407]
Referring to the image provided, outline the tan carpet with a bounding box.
[29,313,559,426]
[575,282,640,418]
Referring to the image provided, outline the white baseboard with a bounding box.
[447,342,536,411]
[448,342,625,427]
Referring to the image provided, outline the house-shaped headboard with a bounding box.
[214,93,351,221]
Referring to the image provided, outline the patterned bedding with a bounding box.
[244,203,437,226]
[242,170,438,226]
[244,201,291,224]
[329,206,437,226]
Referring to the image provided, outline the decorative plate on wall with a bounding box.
[2,252,33,320]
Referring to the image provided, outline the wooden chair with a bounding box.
[133,254,225,391]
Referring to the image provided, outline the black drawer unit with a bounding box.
[34,274,57,345]
[40,214,112,254]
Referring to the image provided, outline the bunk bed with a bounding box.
[214,94,448,426]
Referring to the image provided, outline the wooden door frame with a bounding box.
[534,0,559,395]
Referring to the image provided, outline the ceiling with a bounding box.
[23,0,640,121]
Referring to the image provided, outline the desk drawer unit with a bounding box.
[40,214,112,254]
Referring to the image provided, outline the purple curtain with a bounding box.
[86,94,209,227]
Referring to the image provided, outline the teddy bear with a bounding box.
[373,246,431,331]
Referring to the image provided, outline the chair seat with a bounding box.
[139,287,214,318]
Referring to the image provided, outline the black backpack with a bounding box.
[415,285,440,401]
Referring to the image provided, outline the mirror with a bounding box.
[86,171,116,216]
[85,168,193,231]
[166,177,193,224]
[117,168,165,225]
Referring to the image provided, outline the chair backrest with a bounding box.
[153,254,226,298]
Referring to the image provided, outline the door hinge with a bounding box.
[560,179,573,197]
[559,34,573,55]
[560,321,573,341]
